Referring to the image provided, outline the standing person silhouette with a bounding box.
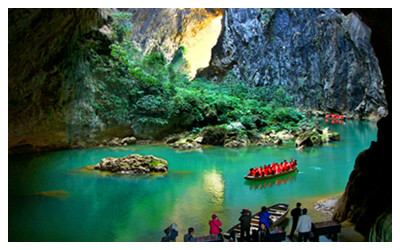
[239,209,252,241]
[289,202,302,240]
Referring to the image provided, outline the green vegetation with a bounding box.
[260,8,276,27]
[83,11,306,138]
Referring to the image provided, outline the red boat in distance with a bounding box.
[325,114,346,120]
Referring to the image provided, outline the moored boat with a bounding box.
[223,203,289,241]
[244,166,298,180]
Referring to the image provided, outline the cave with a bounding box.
[8,8,391,242]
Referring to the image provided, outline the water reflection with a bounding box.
[203,169,225,205]
[325,119,346,125]
[245,173,297,190]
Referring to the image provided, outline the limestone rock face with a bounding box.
[117,8,223,62]
[8,8,223,154]
[197,8,387,120]
[8,8,111,154]
[94,154,168,175]
[333,114,391,237]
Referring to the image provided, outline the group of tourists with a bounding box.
[162,202,314,242]
[162,214,223,242]
[325,114,346,119]
[247,159,297,177]
[162,206,274,242]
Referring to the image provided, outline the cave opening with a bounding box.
[182,15,223,79]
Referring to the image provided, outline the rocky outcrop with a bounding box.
[294,127,340,148]
[197,8,387,120]
[8,8,224,154]
[117,8,222,62]
[94,154,168,175]
[315,196,339,216]
[368,212,392,242]
[199,126,229,145]
[333,115,391,237]
[101,136,137,147]
[331,9,392,241]
[8,9,112,154]
[170,138,203,150]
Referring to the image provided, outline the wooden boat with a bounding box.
[223,203,289,241]
[244,166,298,180]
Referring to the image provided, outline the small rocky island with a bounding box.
[93,154,168,175]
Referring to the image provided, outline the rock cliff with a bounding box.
[8,9,111,153]
[332,8,392,240]
[8,8,223,153]
[198,8,387,121]
[116,8,222,62]
[8,8,389,153]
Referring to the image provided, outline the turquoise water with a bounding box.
[8,119,377,242]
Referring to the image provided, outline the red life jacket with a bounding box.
[251,170,256,176]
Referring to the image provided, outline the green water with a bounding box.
[9,119,377,242]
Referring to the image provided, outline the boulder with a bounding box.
[121,136,136,145]
[310,134,323,146]
[193,136,204,144]
[108,137,120,146]
[276,130,295,140]
[227,122,246,131]
[200,126,229,145]
[274,138,283,146]
[255,138,275,146]
[166,135,181,144]
[294,131,314,148]
[94,154,168,175]
[247,131,263,143]
[171,141,202,150]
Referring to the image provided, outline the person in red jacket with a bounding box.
[258,167,263,176]
[209,214,222,235]
[248,168,254,176]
